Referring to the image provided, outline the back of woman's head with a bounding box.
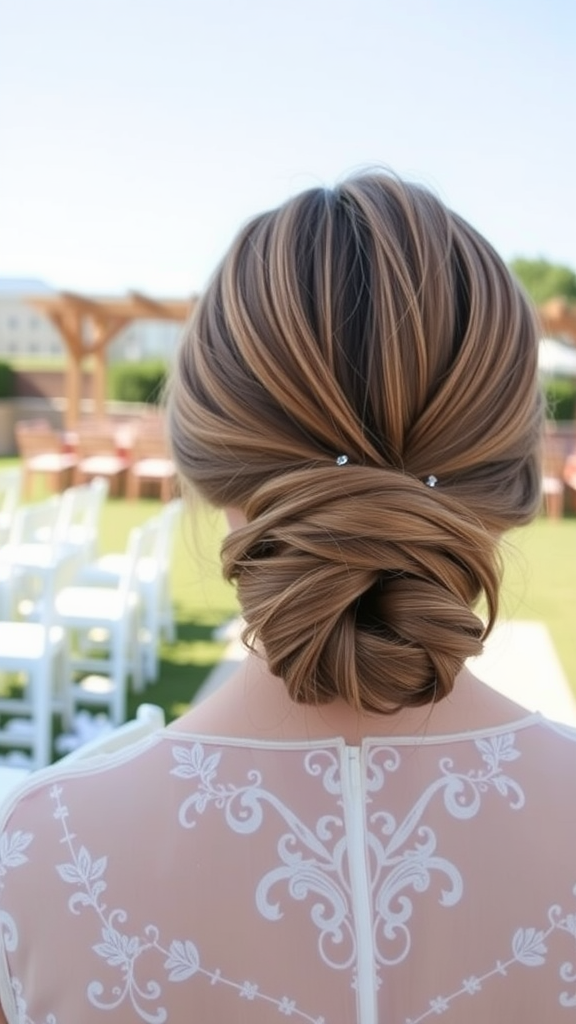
[168,171,543,713]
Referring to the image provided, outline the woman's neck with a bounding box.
[172,650,533,745]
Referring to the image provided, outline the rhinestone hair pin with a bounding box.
[335,454,349,466]
[424,475,438,488]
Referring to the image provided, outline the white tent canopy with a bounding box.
[538,338,576,378]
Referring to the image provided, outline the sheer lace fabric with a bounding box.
[0,715,575,1023]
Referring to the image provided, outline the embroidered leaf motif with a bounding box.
[512,927,547,966]
[56,862,82,884]
[201,752,221,784]
[278,996,297,1015]
[0,830,33,873]
[476,734,520,771]
[93,925,141,967]
[89,855,107,880]
[171,743,221,780]
[492,775,513,798]
[164,939,200,981]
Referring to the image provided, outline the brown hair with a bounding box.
[168,172,543,713]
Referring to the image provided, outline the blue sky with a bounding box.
[0,0,574,295]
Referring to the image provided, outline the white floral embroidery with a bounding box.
[239,981,259,1000]
[367,735,524,966]
[559,963,576,1008]
[0,831,36,1020]
[461,975,481,994]
[172,744,356,970]
[171,737,526,980]
[0,831,34,878]
[163,939,199,981]
[429,994,449,1014]
[3,729,572,1023]
[406,889,576,1022]
[512,926,547,966]
[50,783,322,1023]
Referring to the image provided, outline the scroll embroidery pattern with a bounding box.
[171,734,525,974]
[50,783,324,1023]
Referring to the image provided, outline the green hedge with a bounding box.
[544,378,576,422]
[0,362,15,399]
[107,361,168,405]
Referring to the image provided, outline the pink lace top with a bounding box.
[0,714,575,1023]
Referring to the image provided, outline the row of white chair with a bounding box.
[0,477,108,621]
[0,468,22,546]
[56,500,182,724]
[0,473,182,768]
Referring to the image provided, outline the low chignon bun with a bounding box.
[221,466,499,712]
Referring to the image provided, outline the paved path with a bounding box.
[196,619,576,727]
[467,620,576,725]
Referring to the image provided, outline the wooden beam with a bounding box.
[65,353,82,430]
[91,321,108,419]
[22,289,195,426]
[129,291,173,318]
[59,291,106,318]
[92,352,107,420]
[89,316,130,356]
[26,292,195,324]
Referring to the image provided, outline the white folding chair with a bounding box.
[0,497,63,620]
[9,495,61,545]
[35,477,108,563]
[54,524,151,724]
[77,498,182,681]
[0,561,69,770]
[59,703,165,762]
[0,467,22,545]
[4,482,108,622]
[54,476,108,570]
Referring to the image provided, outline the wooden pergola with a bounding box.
[539,298,576,345]
[27,291,196,428]
[24,291,575,431]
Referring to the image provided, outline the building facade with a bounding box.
[0,280,182,363]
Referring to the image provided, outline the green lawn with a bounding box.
[94,497,239,722]
[500,519,576,689]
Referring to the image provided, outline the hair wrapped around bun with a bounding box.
[168,172,543,712]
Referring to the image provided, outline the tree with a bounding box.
[509,258,576,305]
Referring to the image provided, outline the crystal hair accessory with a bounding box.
[424,475,438,487]
[335,454,349,466]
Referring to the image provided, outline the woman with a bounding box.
[0,172,574,1024]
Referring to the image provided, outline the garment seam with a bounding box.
[160,712,546,750]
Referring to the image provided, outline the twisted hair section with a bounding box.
[168,172,543,711]
[221,467,500,711]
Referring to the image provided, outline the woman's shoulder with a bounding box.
[0,729,168,834]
